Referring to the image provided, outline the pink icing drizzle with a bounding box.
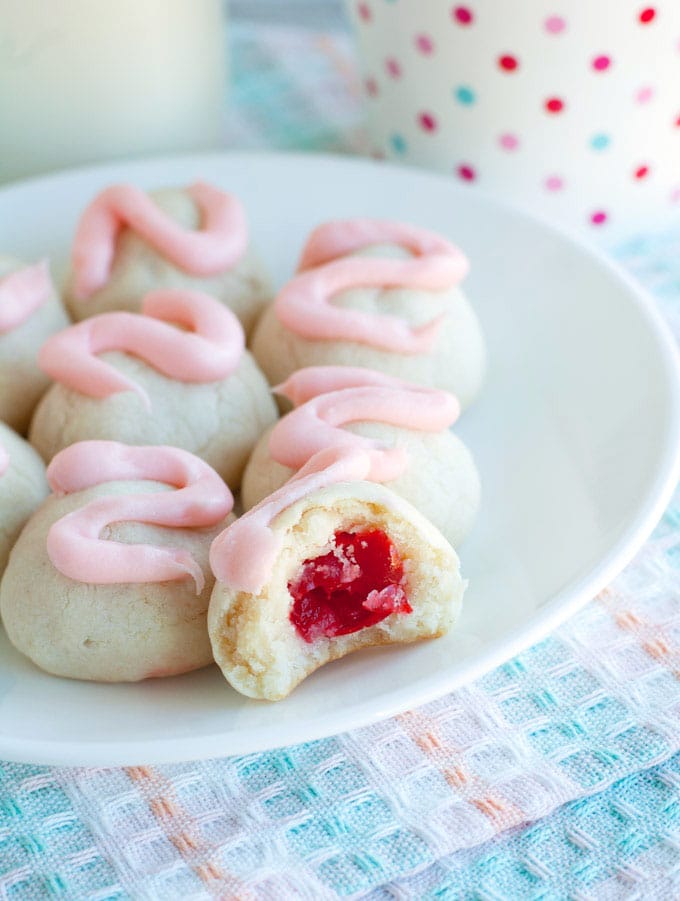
[47,441,233,593]
[274,220,469,354]
[72,182,248,300]
[210,446,372,594]
[270,366,460,482]
[0,260,52,334]
[38,289,245,409]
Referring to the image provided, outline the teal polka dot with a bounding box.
[591,133,611,151]
[390,134,407,154]
[454,85,476,105]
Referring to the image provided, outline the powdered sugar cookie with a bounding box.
[209,448,465,700]
[0,421,48,576]
[64,182,271,335]
[250,220,486,408]
[0,441,234,682]
[0,256,70,433]
[30,289,277,488]
[241,366,480,547]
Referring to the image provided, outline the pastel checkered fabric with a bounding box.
[1,25,679,900]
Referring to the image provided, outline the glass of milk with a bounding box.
[0,0,228,183]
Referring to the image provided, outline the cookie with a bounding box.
[0,256,70,433]
[0,421,49,576]
[250,219,486,408]
[30,289,277,488]
[241,366,480,547]
[0,441,234,682]
[209,447,465,700]
[64,182,271,335]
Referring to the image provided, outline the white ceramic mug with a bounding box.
[345,0,680,239]
[0,0,228,183]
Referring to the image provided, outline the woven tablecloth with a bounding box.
[2,24,680,900]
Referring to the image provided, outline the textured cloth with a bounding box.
[1,23,680,900]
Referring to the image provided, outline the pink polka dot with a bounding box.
[545,15,566,34]
[639,7,656,24]
[545,175,564,191]
[415,34,435,55]
[545,97,565,113]
[418,112,438,132]
[385,57,402,78]
[676,113,680,126]
[499,133,519,151]
[498,54,519,71]
[592,55,612,71]
[670,186,680,203]
[636,85,654,103]
[457,164,476,181]
[453,6,473,25]
[591,210,608,225]
[364,77,378,97]
[357,2,372,22]
[635,164,650,179]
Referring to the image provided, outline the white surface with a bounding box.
[0,152,678,766]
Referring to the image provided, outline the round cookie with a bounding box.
[30,290,278,489]
[0,441,235,682]
[243,421,479,549]
[250,221,486,409]
[0,256,70,433]
[209,447,466,701]
[0,421,49,576]
[64,182,272,336]
[241,366,480,548]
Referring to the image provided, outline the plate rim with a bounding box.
[0,150,679,766]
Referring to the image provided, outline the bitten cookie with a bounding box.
[30,289,277,489]
[64,181,271,335]
[242,366,480,547]
[0,421,49,576]
[251,219,486,409]
[0,256,70,433]
[0,441,235,682]
[209,447,466,701]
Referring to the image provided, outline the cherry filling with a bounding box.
[288,529,412,643]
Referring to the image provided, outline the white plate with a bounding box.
[0,153,678,767]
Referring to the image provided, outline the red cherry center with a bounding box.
[288,529,411,643]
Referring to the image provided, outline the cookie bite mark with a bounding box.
[208,447,465,700]
[47,441,234,593]
[275,219,469,353]
[0,259,52,333]
[72,182,248,300]
[289,529,411,642]
[269,365,460,480]
[38,289,245,409]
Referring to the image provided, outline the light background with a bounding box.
[231,0,346,28]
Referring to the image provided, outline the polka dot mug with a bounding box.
[345,1,680,239]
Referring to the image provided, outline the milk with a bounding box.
[0,0,227,183]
